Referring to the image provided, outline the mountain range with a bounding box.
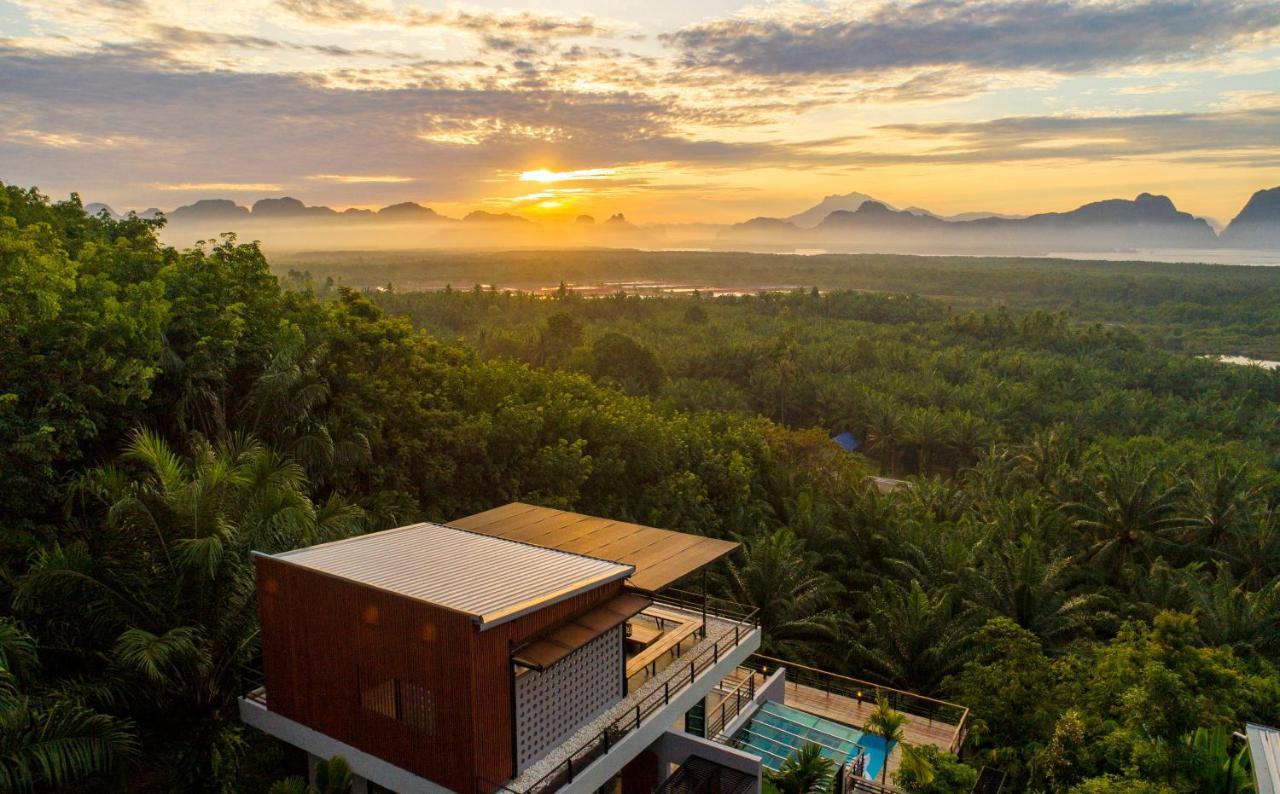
[86,186,1280,253]
[727,188,1280,252]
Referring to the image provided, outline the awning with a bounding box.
[513,592,651,671]
[448,503,741,593]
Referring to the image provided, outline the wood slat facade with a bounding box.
[256,555,624,793]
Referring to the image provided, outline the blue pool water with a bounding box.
[732,701,894,780]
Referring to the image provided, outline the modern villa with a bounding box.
[240,502,969,794]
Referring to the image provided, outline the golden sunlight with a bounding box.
[519,168,615,183]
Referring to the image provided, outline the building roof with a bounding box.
[832,432,860,452]
[1249,723,1280,794]
[265,522,633,629]
[447,503,740,593]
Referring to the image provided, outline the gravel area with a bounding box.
[509,614,747,791]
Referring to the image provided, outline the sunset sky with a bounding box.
[2,0,1280,225]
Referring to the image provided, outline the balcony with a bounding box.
[489,595,761,794]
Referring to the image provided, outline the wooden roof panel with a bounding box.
[447,503,740,593]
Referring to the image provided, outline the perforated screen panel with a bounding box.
[514,624,625,770]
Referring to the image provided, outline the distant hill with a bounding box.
[168,199,251,222]
[1222,187,1280,249]
[786,192,889,228]
[807,193,1217,252]
[819,200,943,230]
[84,202,120,220]
[730,216,801,234]
[464,211,530,224]
[377,202,442,219]
[252,197,336,217]
[904,206,1024,222]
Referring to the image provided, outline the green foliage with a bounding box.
[12,430,363,791]
[0,618,138,793]
[6,183,1280,792]
[865,697,909,783]
[766,743,834,794]
[719,528,840,656]
[0,184,168,541]
[268,755,353,794]
[894,744,978,794]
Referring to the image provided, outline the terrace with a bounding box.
[712,656,968,789]
[494,592,762,794]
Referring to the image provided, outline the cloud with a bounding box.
[277,0,610,40]
[855,103,1280,165]
[307,173,415,183]
[0,44,806,207]
[152,182,284,190]
[3,127,144,148]
[274,0,390,25]
[664,0,1280,76]
[520,168,616,183]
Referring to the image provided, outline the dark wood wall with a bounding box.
[256,555,623,792]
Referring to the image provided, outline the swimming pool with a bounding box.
[730,700,894,780]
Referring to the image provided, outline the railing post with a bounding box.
[567,758,574,783]
[664,681,669,704]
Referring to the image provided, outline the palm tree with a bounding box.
[865,696,908,784]
[268,755,353,794]
[1013,425,1082,496]
[1229,508,1280,588]
[0,618,139,793]
[969,533,1108,647]
[719,529,841,657]
[1190,567,1280,659]
[767,742,834,794]
[895,744,937,790]
[847,579,975,694]
[12,430,363,791]
[902,409,948,475]
[1183,727,1252,794]
[1068,455,1188,581]
[241,335,372,493]
[1181,460,1260,552]
[864,404,903,474]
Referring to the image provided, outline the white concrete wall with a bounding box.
[651,729,763,792]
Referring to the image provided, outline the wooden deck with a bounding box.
[783,680,958,750]
[624,607,703,681]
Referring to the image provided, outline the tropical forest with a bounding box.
[4,182,1280,794]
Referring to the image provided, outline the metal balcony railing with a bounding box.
[744,655,969,754]
[481,604,759,794]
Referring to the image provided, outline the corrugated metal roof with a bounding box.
[1249,723,1280,794]
[267,523,632,629]
[447,503,740,593]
